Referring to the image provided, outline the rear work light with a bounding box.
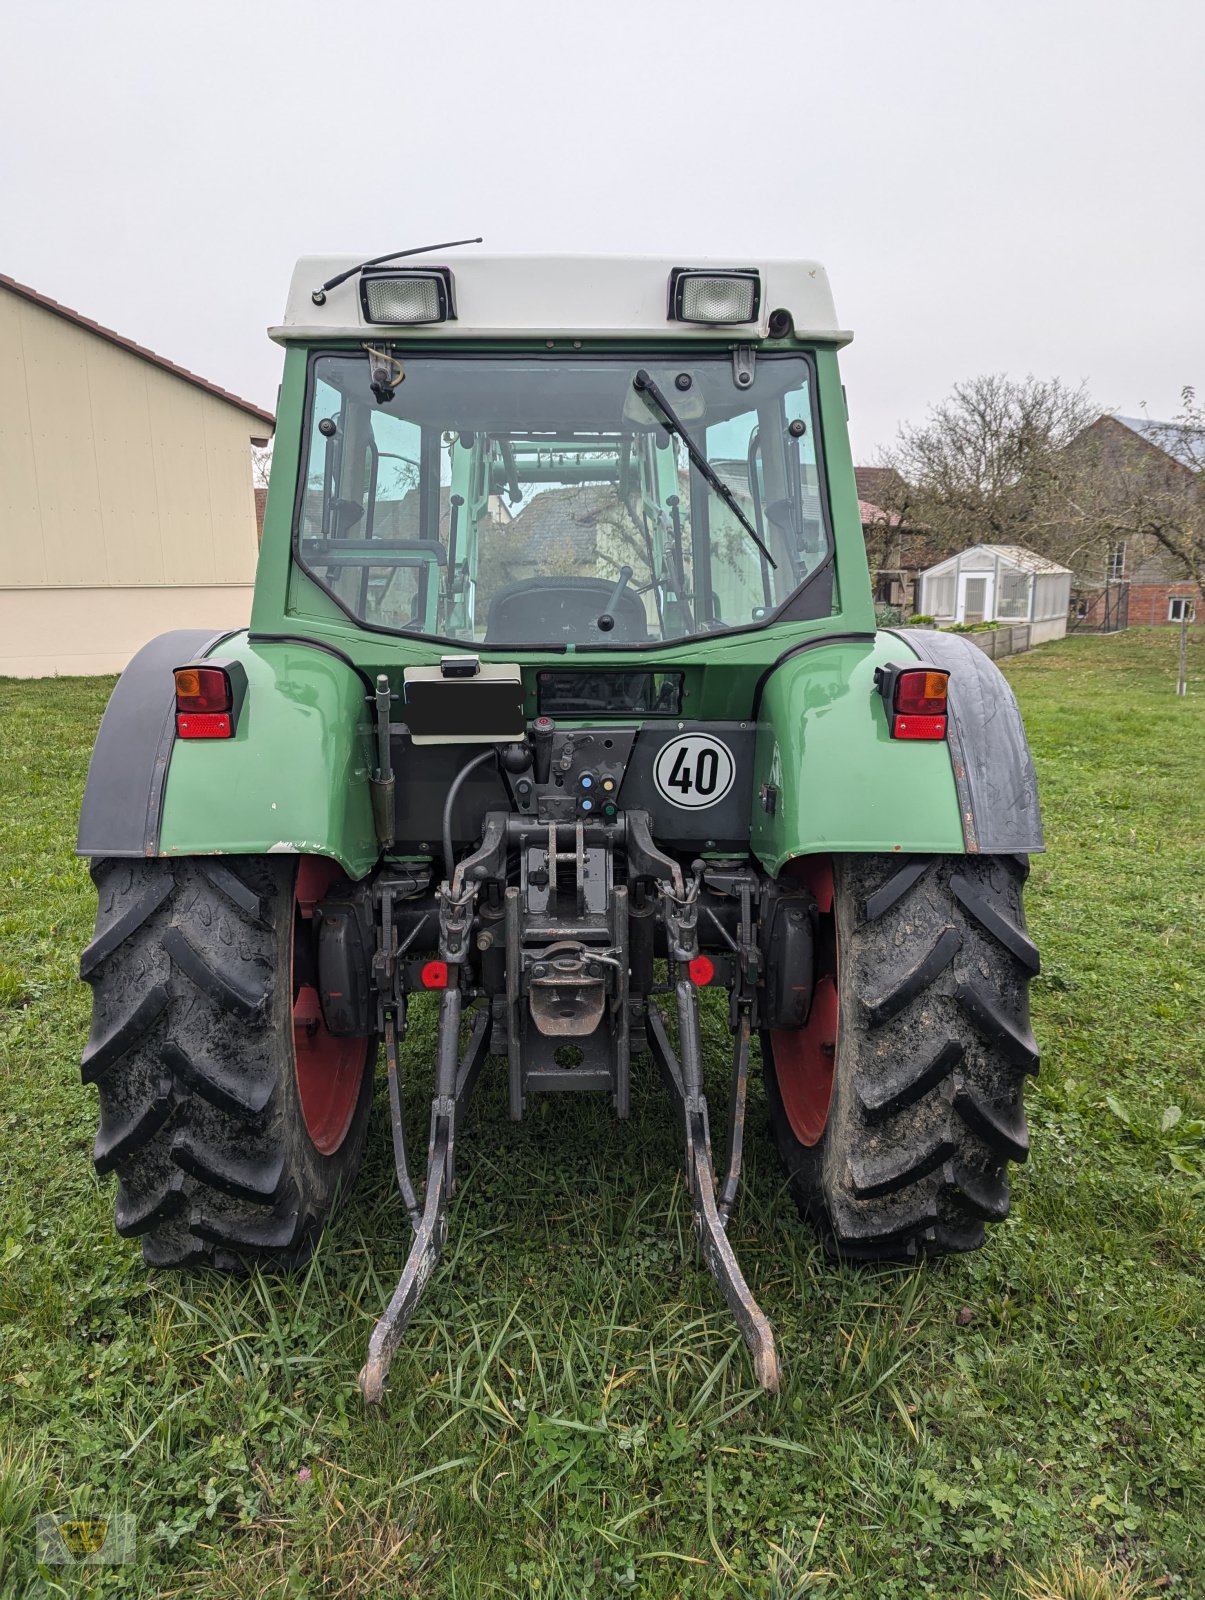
[874,663,950,741]
[173,660,246,739]
[668,267,761,324]
[360,268,454,324]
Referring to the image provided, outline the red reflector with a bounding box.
[688,955,715,987]
[893,668,949,716]
[420,960,449,990]
[892,714,947,741]
[176,712,232,739]
[175,665,233,714]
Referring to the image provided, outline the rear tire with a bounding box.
[763,854,1039,1259]
[80,855,374,1270]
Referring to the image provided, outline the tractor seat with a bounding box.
[484,577,648,645]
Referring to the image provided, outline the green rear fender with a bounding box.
[158,636,379,880]
[750,635,966,876]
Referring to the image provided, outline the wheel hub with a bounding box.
[770,856,838,1147]
[293,858,368,1155]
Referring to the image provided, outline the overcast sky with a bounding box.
[2,0,1201,458]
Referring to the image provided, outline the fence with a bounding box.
[904,623,1035,661]
[962,624,1032,660]
[1069,581,1129,633]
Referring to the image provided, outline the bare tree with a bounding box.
[882,374,1094,557]
[252,440,274,490]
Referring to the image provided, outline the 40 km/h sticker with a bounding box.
[652,734,736,810]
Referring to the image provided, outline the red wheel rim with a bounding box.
[771,856,838,1147]
[292,857,369,1156]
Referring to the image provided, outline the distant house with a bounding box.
[1066,414,1200,628]
[0,273,273,676]
[855,466,910,519]
[916,544,1072,643]
[855,467,934,612]
[494,483,607,580]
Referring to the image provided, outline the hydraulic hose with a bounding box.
[442,749,497,886]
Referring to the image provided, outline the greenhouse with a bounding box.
[916,544,1072,645]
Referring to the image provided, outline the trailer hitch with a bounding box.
[360,834,780,1401]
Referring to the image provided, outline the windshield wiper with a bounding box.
[313,237,483,302]
[631,370,777,570]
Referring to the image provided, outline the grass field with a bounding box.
[1,627,1203,1598]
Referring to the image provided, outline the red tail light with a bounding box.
[177,712,232,740]
[892,713,947,741]
[876,663,950,741]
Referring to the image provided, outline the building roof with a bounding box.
[854,466,907,506]
[1,272,275,438]
[503,484,612,567]
[858,498,908,528]
[977,544,1071,573]
[857,499,899,526]
[921,543,1071,577]
[854,466,921,530]
[1110,413,1203,472]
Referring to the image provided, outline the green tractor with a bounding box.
[78,246,1042,1398]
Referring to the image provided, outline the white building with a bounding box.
[0,273,273,677]
[917,544,1071,645]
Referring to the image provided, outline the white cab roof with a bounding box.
[272,253,851,345]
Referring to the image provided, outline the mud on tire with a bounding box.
[80,855,374,1270]
[764,854,1039,1259]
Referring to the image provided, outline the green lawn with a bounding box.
[1,628,1203,1599]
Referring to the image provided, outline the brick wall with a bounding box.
[1128,582,1197,625]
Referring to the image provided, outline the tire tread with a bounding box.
[765,852,1037,1261]
[80,855,372,1273]
[863,926,961,1027]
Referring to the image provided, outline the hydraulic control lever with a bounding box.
[530,715,555,785]
[597,565,633,632]
[370,673,395,848]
